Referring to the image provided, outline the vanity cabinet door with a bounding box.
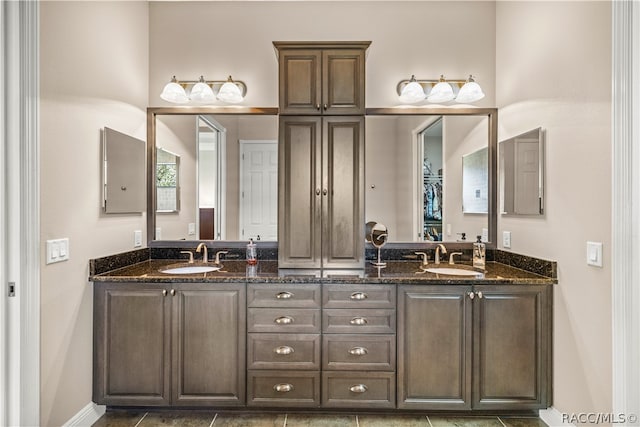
[93,283,171,406]
[278,116,364,269]
[172,283,246,406]
[278,49,322,115]
[472,285,551,410]
[322,49,365,115]
[397,285,473,410]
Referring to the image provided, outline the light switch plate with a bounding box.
[481,228,488,243]
[503,231,511,249]
[134,230,142,248]
[155,227,162,240]
[188,223,196,235]
[586,241,603,267]
[46,238,70,264]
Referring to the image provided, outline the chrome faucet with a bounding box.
[434,244,447,264]
[196,243,208,263]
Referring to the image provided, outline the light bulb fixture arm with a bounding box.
[396,77,469,97]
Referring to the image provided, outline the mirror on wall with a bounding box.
[365,113,494,243]
[499,127,544,215]
[148,107,496,245]
[102,127,146,214]
[150,110,278,241]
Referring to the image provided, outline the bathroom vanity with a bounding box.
[90,251,554,413]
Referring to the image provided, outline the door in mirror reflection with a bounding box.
[419,118,443,241]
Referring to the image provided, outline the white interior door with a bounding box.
[239,140,278,241]
[513,139,540,214]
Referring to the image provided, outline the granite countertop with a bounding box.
[89,259,556,285]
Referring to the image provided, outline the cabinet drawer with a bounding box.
[323,285,395,309]
[323,309,396,334]
[247,370,320,407]
[322,371,395,408]
[248,284,321,308]
[248,308,321,333]
[248,333,320,370]
[323,334,395,371]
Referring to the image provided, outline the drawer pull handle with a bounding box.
[348,347,368,356]
[275,316,294,325]
[274,383,294,393]
[350,292,368,300]
[276,291,294,299]
[350,317,368,325]
[349,384,368,393]
[274,345,295,355]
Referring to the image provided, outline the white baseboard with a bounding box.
[62,402,106,427]
[540,407,575,427]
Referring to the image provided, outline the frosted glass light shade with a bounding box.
[399,80,426,104]
[217,77,244,103]
[456,78,485,103]
[427,80,454,103]
[190,77,215,103]
[160,77,188,104]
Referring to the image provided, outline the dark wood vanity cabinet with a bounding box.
[278,116,364,269]
[93,282,246,407]
[397,284,552,411]
[275,42,368,115]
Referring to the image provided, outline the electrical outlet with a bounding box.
[446,224,452,236]
[155,227,162,240]
[188,223,196,235]
[134,230,142,248]
[46,238,70,264]
[502,231,511,249]
[481,228,488,242]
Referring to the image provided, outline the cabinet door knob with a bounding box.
[349,384,368,393]
[274,345,295,355]
[316,104,321,111]
[477,291,483,299]
[275,316,294,325]
[273,383,294,393]
[350,292,368,300]
[348,347,368,356]
[162,289,167,296]
[316,188,321,196]
[323,103,328,110]
[170,289,176,296]
[350,317,368,325]
[468,291,475,300]
[322,189,328,196]
[276,291,294,300]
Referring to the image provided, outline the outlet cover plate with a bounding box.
[502,231,512,249]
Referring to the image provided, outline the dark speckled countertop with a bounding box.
[89,259,556,285]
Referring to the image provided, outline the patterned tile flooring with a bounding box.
[92,411,548,427]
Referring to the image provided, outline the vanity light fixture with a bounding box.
[396,74,485,104]
[160,75,247,104]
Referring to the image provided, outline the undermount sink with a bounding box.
[423,267,484,277]
[160,265,221,274]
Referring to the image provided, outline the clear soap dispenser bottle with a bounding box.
[473,235,486,271]
[246,239,257,265]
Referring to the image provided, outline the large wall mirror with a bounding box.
[148,107,496,246]
[147,107,279,242]
[365,108,497,244]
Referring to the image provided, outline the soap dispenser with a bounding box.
[246,239,257,265]
[473,235,486,271]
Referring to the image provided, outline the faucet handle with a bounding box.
[180,251,194,264]
[449,252,464,265]
[214,250,229,264]
[414,252,429,266]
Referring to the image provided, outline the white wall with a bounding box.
[496,0,612,416]
[39,2,148,426]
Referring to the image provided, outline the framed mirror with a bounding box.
[365,108,497,245]
[499,127,544,215]
[156,147,180,213]
[147,107,279,242]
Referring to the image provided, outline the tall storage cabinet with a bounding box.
[275,41,369,269]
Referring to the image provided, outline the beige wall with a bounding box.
[148,1,496,108]
[496,1,612,417]
[39,1,148,426]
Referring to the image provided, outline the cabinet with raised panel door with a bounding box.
[278,116,364,269]
[93,282,246,407]
[274,42,368,115]
[397,284,551,411]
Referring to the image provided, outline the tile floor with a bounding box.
[92,411,548,427]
